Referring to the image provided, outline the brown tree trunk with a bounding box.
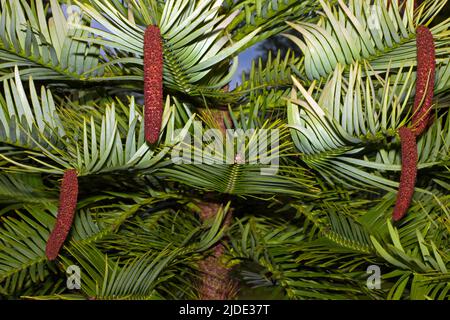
[197,88,237,300]
[196,202,237,300]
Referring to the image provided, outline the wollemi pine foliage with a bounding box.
[0,0,449,300]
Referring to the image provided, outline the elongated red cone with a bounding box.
[393,25,435,221]
[393,128,418,221]
[412,25,435,136]
[144,25,163,144]
[45,169,78,260]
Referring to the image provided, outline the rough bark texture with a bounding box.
[46,169,79,260]
[197,202,237,300]
[197,92,237,300]
[393,128,418,221]
[205,84,232,135]
[144,25,164,144]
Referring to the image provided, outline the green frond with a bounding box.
[157,123,318,196]
[0,72,195,175]
[0,67,65,153]
[0,173,55,207]
[287,63,450,190]
[0,194,163,298]
[292,199,374,255]
[285,0,450,81]
[64,97,194,175]
[0,204,58,296]
[60,242,177,299]
[224,0,325,49]
[370,217,449,272]
[101,201,227,255]
[233,49,301,103]
[73,0,260,95]
[0,0,104,81]
[0,0,449,301]
[227,215,375,299]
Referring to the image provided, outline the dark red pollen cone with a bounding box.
[393,128,418,221]
[412,25,435,136]
[392,25,435,221]
[45,169,79,260]
[144,25,163,144]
